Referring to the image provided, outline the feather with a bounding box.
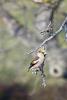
[28,56,39,71]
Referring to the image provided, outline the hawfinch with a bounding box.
[28,47,47,75]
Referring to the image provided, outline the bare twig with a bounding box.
[28,17,67,54]
[40,21,51,35]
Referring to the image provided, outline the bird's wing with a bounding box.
[31,56,39,66]
[29,56,39,70]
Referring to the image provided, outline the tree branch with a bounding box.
[28,16,67,54]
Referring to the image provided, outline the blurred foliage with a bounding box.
[0,0,67,93]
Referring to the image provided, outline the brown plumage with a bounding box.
[28,47,47,75]
[28,56,39,70]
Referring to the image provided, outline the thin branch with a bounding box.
[28,17,67,54]
[40,21,51,35]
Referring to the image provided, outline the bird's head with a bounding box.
[38,47,47,56]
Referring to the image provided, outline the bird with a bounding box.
[28,47,47,75]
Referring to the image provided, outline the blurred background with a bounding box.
[0,0,67,100]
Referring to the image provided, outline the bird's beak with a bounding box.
[44,52,47,55]
[44,53,47,56]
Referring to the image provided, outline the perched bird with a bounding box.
[28,47,47,75]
